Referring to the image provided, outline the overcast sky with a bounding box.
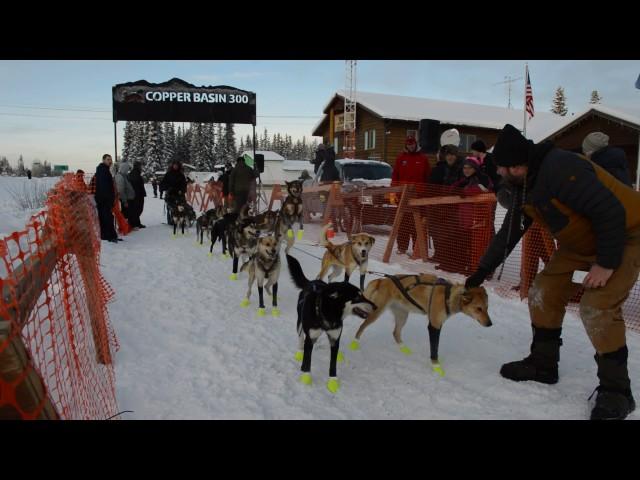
[0,60,638,172]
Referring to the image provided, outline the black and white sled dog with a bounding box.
[197,205,226,245]
[276,180,304,252]
[240,234,281,316]
[171,198,191,236]
[286,254,376,394]
[196,213,213,245]
[209,211,238,257]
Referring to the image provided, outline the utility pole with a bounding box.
[493,75,522,109]
[343,60,357,159]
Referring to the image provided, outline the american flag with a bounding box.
[525,67,534,119]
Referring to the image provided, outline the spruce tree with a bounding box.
[122,121,135,163]
[163,122,176,167]
[590,90,602,104]
[17,155,25,176]
[0,156,11,175]
[204,124,217,171]
[225,123,237,162]
[551,87,568,116]
[145,121,164,178]
[181,126,192,165]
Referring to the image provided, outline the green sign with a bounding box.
[53,165,69,172]
[243,153,254,168]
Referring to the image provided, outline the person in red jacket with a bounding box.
[391,136,432,255]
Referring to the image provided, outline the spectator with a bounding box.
[430,144,463,186]
[471,139,500,238]
[114,161,136,227]
[320,145,339,182]
[582,132,632,187]
[151,175,158,198]
[470,139,501,192]
[74,169,87,191]
[299,169,312,183]
[429,144,464,266]
[128,160,147,228]
[391,136,431,255]
[27,169,32,180]
[312,143,326,174]
[441,156,493,274]
[94,154,119,243]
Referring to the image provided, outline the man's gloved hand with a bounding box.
[465,268,490,289]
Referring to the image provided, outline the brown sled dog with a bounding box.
[350,273,492,375]
[316,223,375,291]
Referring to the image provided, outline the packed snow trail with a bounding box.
[101,187,639,419]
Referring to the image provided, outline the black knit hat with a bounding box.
[493,124,532,167]
[470,139,487,153]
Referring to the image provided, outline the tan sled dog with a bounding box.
[316,223,375,291]
[350,273,492,376]
[240,235,281,317]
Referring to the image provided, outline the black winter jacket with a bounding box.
[320,147,339,182]
[160,168,187,197]
[479,142,628,273]
[480,152,501,192]
[94,163,115,206]
[429,157,463,186]
[128,167,147,199]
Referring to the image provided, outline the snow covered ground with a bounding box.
[97,186,640,420]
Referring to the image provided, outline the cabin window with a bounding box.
[364,129,376,150]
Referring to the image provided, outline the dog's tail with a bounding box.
[286,254,309,290]
[319,223,333,247]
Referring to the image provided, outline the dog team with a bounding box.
[171,178,492,395]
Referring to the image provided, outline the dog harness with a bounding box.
[256,255,279,276]
[386,275,453,317]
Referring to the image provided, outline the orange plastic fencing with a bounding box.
[300,182,640,334]
[0,174,119,419]
[187,182,225,212]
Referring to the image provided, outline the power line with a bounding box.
[0,112,111,121]
[0,103,111,113]
[0,103,320,118]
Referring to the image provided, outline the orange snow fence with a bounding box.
[1,173,119,419]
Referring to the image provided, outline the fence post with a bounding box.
[383,184,410,263]
[269,184,282,211]
[0,321,60,419]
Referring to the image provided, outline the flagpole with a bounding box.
[523,63,528,137]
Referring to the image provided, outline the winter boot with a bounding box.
[500,326,562,384]
[590,346,636,420]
